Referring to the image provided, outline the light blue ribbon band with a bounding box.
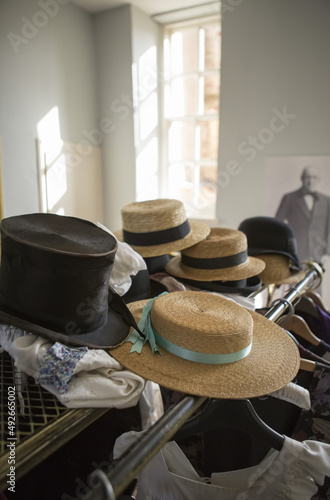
[154,331,252,364]
[125,291,252,365]
[125,292,168,354]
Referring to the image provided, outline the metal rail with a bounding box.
[264,261,323,322]
[88,395,207,499]
[88,261,323,499]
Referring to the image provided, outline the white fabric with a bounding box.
[0,325,145,409]
[268,381,311,410]
[114,431,330,500]
[139,381,164,430]
[96,222,147,295]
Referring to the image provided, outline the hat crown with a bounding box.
[0,214,118,338]
[116,198,211,258]
[183,227,247,258]
[121,198,187,233]
[238,216,301,270]
[238,216,297,253]
[150,291,253,355]
[1,213,116,256]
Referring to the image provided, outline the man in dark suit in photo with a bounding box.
[275,165,330,268]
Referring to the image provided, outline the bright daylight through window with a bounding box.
[163,15,221,221]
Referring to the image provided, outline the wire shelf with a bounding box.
[0,349,108,491]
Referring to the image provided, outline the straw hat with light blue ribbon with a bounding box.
[110,291,300,399]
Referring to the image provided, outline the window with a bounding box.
[162,15,221,221]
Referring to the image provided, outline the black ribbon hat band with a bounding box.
[123,219,191,246]
[181,249,248,270]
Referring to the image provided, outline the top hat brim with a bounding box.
[165,254,266,281]
[0,303,131,350]
[114,221,210,258]
[110,298,300,400]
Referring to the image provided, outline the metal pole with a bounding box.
[89,395,207,499]
[264,262,323,322]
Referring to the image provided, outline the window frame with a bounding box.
[159,14,221,224]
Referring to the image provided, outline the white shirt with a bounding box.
[304,193,315,211]
[114,432,330,500]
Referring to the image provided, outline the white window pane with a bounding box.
[199,119,219,160]
[204,22,221,70]
[168,162,193,200]
[168,121,195,162]
[170,32,183,75]
[167,76,199,117]
[204,73,220,115]
[168,162,216,220]
[170,27,199,75]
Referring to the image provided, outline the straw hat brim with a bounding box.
[165,254,266,281]
[110,298,300,399]
[257,254,306,285]
[114,221,210,258]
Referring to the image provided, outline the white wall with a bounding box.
[93,4,161,232]
[0,0,99,218]
[2,0,330,235]
[216,0,330,229]
[93,5,136,232]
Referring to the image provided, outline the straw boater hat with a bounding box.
[256,254,306,285]
[115,199,210,258]
[110,291,300,399]
[238,216,305,285]
[165,227,266,282]
[0,213,137,349]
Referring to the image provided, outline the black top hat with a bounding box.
[0,213,137,349]
[238,216,302,270]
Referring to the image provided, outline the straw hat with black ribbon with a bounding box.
[110,291,300,399]
[256,254,306,285]
[238,216,305,285]
[115,199,210,258]
[165,227,266,291]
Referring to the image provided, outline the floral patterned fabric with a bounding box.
[36,342,88,393]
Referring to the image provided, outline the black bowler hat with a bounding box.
[238,216,302,270]
[0,213,137,349]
